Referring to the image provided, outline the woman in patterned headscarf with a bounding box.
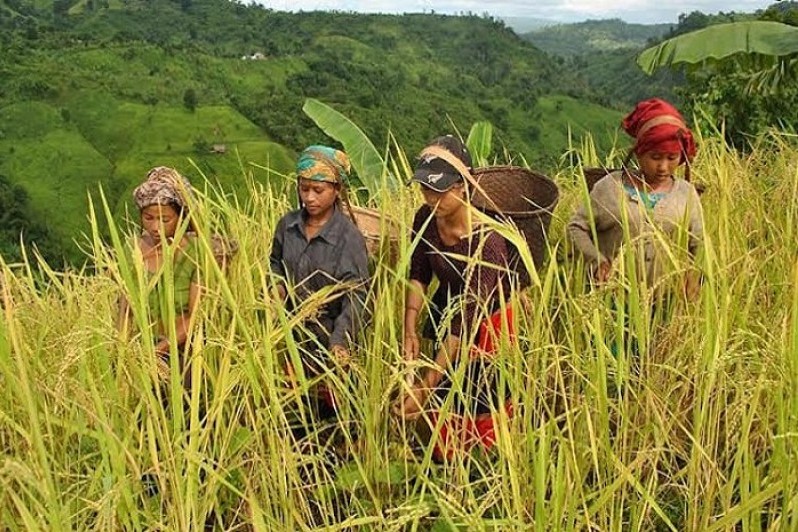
[269,146,369,449]
[117,166,201,377]
[568,98,704,296]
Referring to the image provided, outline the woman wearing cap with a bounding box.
[117,166,201,379]
[568,98,704,297]
[398,135,514,461]
[269,145,369,444]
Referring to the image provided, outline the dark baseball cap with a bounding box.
[411,135,472,192]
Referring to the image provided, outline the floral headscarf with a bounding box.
[133,166,194,210]
[295,145,351,186]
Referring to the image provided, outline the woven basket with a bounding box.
[346,205,400,265]
[583,167,618,192]
[470,166,559,287]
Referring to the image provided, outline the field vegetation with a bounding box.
[2,2,798,529]
[0,0,623,264]
[0,126,796,529]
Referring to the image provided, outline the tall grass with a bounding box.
[0,131,796,530]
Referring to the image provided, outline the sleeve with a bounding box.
[409,207,434,286]
[686,184,704,258]
[452,231,509,339]
[330,229,370,347]
[187,237,200,282]
[567,176,617,264]
[269,216,288,280]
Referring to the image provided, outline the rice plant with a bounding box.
[0,130,796,530]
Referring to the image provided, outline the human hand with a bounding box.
[595,259,612,283]
[154,338,170,358]
[403,332,420,361]
[331,345,351,367]
[684,271,701,301]
[395,382,429,420]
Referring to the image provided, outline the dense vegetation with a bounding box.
[523,3,798,147]
[0,0,626,265]
[523,19,672,57]
[2,2,798,529]
[664,4,798,149]
[1,128,797,529]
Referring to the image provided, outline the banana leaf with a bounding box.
[302,98,395,196]
[637,21,798,75]
[466,121,493,167]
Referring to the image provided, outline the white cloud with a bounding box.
[256,0,776,23]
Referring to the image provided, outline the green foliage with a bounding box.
[523,19,672,57]
[466,121,494,167]
[638,21,798,74]
[302,98,392,195]
[638,11,798,148]
[1,130,798,529]
[0,173,59,263]
[0,0,627,264]
[182,87,197,113]
[521,19,681,111]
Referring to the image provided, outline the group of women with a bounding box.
[118,97,704,461]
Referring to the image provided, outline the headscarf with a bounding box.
[133,166,194,210]
[622,98,696,164]
[295,145,351,186]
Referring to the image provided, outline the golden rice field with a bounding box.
[0,131,796,530]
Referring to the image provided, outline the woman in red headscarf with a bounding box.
[568,98,704,297]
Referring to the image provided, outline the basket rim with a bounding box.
[471,165,559,216]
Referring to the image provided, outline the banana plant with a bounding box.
[302,98,398,197]
[637,21,798,94]
[466,120,493,168]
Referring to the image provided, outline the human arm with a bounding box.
[116,294,132,337]
[567,178,618,280]
[398,333,460,419]
[684,184,705,300]
[268,217,289,301]
[329,231,370,353]
[404,207,436,356]
[155,279,200,357]
[403,280,427,362]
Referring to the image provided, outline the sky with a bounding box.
[256,0,777,24]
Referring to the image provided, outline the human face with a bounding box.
[637,151,680,182]
[299,179,338,217]
[141,204,181,241]
[420,183,465,217]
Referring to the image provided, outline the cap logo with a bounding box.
[427,172,444,184]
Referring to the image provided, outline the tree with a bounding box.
[183,88,198,112]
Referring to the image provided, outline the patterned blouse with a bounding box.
[409,205,510,341]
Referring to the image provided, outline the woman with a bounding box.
[117,167,201,377]
[269,145,369,444]
[398,135,514,461]
[568,98,704,296]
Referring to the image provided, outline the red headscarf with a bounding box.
[622,98,696,164]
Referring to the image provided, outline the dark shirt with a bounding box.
[409,205,510,340]
[270,206,369,349]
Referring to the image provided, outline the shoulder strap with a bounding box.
[419,145,503,214]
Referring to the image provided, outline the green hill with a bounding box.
[523,18,672,56]
[0,1,624,264]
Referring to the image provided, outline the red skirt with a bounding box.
[430,306,515,461]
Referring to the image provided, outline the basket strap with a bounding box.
[340,189,360,232]
[419,146,503,214]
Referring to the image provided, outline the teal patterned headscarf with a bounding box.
[295,145,350,186]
